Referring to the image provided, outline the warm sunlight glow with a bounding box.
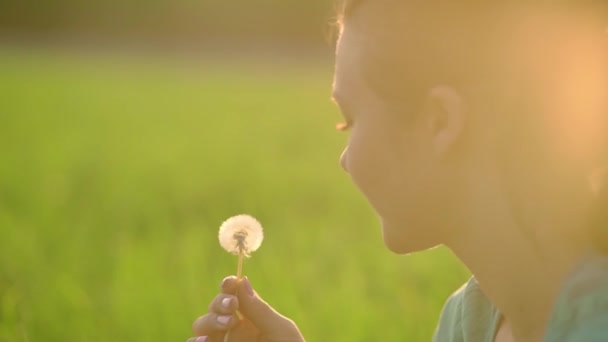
[546,31,607,165]
[515,13,608,165]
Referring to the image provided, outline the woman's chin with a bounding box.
[381,220,441,255]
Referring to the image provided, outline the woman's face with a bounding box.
[333,4,608,255]
[333,21,461,254]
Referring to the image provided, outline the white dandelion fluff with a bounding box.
[218,214,264,258]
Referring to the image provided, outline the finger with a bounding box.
[186,337,208,342]
[208,294,239,315]
[192,313,238,336]
[236,276,297,334]
[220,275,239,294]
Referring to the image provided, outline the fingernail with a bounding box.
[195,337,208,342]
[221,297,232,308]
[242,277,254,297]
[216,315,231,325]
[220,276,232,290]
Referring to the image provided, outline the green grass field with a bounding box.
[0,47,469,341]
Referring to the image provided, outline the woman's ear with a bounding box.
[424,85,467,157]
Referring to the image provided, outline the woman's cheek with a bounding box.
[349,128,387,193]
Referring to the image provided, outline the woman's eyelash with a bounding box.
[336,121,352,131]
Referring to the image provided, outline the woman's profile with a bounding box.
[188,1,608,341]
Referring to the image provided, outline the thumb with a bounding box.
[236,277,295,334]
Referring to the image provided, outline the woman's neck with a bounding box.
[446,181,591,341]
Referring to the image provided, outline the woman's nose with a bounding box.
[340,147,349,173]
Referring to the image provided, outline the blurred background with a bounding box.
[0,1,469,341]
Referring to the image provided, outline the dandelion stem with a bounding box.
[237,253,244,279]
[224,253,245,342]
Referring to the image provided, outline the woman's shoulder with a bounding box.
[434,278,498,342]
[433,282,467,342]
[545,254,608,341]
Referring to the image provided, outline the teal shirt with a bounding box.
[433,255,608,341]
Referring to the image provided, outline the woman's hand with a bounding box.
[187,276,305,342]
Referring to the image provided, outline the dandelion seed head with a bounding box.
[218,214,264,257]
